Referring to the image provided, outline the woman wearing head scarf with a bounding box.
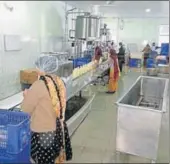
[93,45,102,63]
[106,49,120,94]
[21,55,72,164]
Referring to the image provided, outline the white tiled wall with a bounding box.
[0,1,72,100]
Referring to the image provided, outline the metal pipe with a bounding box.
[66,11,90,16]
[64,2,67,48]
[64,6,77,48]
[67,7,77,13]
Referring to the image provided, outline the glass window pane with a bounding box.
[158,35,169,46]
[159,25,169,35]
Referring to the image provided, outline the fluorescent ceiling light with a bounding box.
[145,8,151,12]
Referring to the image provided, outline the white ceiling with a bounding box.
[66,1,169,18]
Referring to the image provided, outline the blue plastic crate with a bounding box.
[146,58,155,68]
[157,59,167,65]
[129,58,142,68]
[0,110,30,155]
[84,55,92,60]
[161,43,169,56]
[73,57,91,68]
[0,144,30,163]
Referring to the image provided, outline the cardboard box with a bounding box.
[20,68,39,84]
[158,65,169,74]
[130,52,143,59]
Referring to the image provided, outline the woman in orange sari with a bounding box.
[106,49,120,94]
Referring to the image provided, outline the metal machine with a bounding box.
[100,24,111,43]
[72,14,101,58]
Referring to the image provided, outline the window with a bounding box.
[159,25,169,35]
[158,25,169,46]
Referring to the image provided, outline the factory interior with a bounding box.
[0,1,169,163]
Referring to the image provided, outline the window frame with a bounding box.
[158,24,169,46]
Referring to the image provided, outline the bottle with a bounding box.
[72,69,76,78]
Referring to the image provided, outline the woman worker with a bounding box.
[142,44,151,67]
[106,49,120,94]
[117,42,125,72]
[94,45,102,63]
[21,56,72,164]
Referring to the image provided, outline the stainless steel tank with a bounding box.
[75,15,100,40]
[88,16,100,39]
[75,16,89,39]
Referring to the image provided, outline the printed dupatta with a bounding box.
[39,75,72,163]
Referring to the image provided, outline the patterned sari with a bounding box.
[108,49,120,93]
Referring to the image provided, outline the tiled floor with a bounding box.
[69,72,169,163]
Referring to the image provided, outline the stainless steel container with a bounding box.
[88,16,100,39]
[116,76,169,162]
[75,15,100,40]
[75,16,89,39]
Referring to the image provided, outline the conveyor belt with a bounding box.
[0,60,109,110]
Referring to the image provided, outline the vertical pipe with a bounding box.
[64,2,68,49]
[117,17,120,44]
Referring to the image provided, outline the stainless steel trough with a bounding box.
[116,76,169,163]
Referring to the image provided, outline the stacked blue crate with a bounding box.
[129,58,142,68]
[146,58,155,68]
[161,43,169,56]
[0,110,31,163]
